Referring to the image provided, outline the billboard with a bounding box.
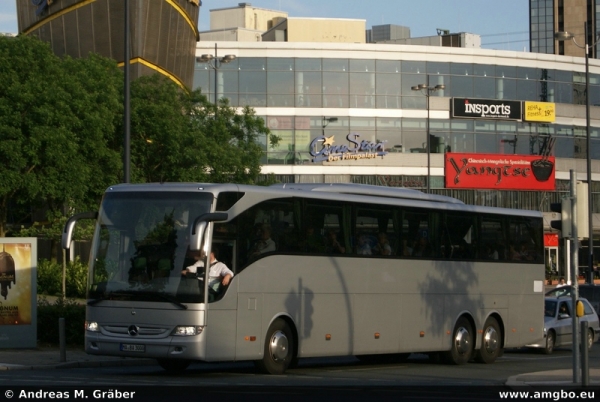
[445,153,555,190]
[524,101,556,122]
[452,98,522,120]
[0,238,37,348]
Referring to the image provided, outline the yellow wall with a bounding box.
[286,18,366,43]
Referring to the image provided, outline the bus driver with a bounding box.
[182,248,233,292]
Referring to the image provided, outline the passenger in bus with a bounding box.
[401,239,413,256]
[485,243,499,260]
[518,242,533,261]
[412,236,431,257]
[250,225,277,257]
[356,234,372,255]
[372,233,392,256]
[301,226,325,253]
[325,229,346,254]
[509,244,521,261]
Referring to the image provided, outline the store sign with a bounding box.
[309,133,387,163]
[452,98,522,120]
[524,101,556,122]
[544,233,559,247]
[445,152,555,190]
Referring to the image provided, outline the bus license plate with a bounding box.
[120,343,145,352]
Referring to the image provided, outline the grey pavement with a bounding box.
[1,346,599,387]
[0,346,156,371]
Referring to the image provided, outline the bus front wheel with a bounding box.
[445,317,474,365]
[255,318,295,374]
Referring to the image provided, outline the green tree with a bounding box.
[0,35,123,237]
[129,74,276,183]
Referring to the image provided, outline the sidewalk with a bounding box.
[1,346,599,387]
[0,346,155,370]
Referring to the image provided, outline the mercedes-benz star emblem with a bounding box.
[128,325,139,336]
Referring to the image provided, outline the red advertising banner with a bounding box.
[445,152,555,190]
[544,233,559,247]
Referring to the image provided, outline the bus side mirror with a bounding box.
[576,300,585,317]
[189,212,229,251]
[62,212,98,249]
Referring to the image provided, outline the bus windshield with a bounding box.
[88,191,213,304]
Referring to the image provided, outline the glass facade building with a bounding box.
[193,42,600,215]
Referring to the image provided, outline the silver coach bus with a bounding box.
[62,183,545,373]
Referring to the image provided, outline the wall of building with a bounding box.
[16,0,200,89]
[209,5,287,31]
[284,18,366,43]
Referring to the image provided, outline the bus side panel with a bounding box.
[353,294,401,354]
[235,293,264,361]
[204,309,237,361]
[262,293,353,358]
[506,293,544,347]
[400,293,446,352]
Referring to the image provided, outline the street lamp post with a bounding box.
[556,23,600,284]
[322,117,338,136]
[196,44,237,111]
[123,0,130,183]
[411,75,445,193]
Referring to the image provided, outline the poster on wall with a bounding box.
[445,152,556,191]
[0,238,36,348]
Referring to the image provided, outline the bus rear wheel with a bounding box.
[255,318,295,374]
[445,317,474,365]
[475,317,501,364]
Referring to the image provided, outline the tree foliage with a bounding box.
[129,75,275,184]
[0,35,122,236]
[2,35,275,240]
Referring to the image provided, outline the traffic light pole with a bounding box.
[570,170,581,383]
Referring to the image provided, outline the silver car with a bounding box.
[527,297,600,354]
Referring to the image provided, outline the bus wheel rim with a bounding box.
[269,330,289,361]
[455,327,471,355]
[483,326,499,354]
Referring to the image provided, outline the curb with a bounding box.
[0,359,156,371]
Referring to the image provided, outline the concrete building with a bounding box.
[15,0,200,89]
[530,0,599,58]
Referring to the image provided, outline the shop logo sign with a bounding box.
[444,152,555,190]
[452,98,522,121]
[309,133,387,163]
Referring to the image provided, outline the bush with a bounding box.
[37,258,88,299]
[37,297,85,346]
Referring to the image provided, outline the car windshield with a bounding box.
[546,286,571,297]
[545,300,557,317]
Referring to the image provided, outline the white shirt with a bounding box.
[187,260,234,290]
[255,237,276,254]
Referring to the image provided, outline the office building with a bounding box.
[530,0,599,58]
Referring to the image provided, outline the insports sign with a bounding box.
[452,98,522,121]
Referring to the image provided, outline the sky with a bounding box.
[0,0,530,52]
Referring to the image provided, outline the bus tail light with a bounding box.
[172,326,204,336]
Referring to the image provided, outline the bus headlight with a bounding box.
[85,321,99,332]
[172,326,203,336]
